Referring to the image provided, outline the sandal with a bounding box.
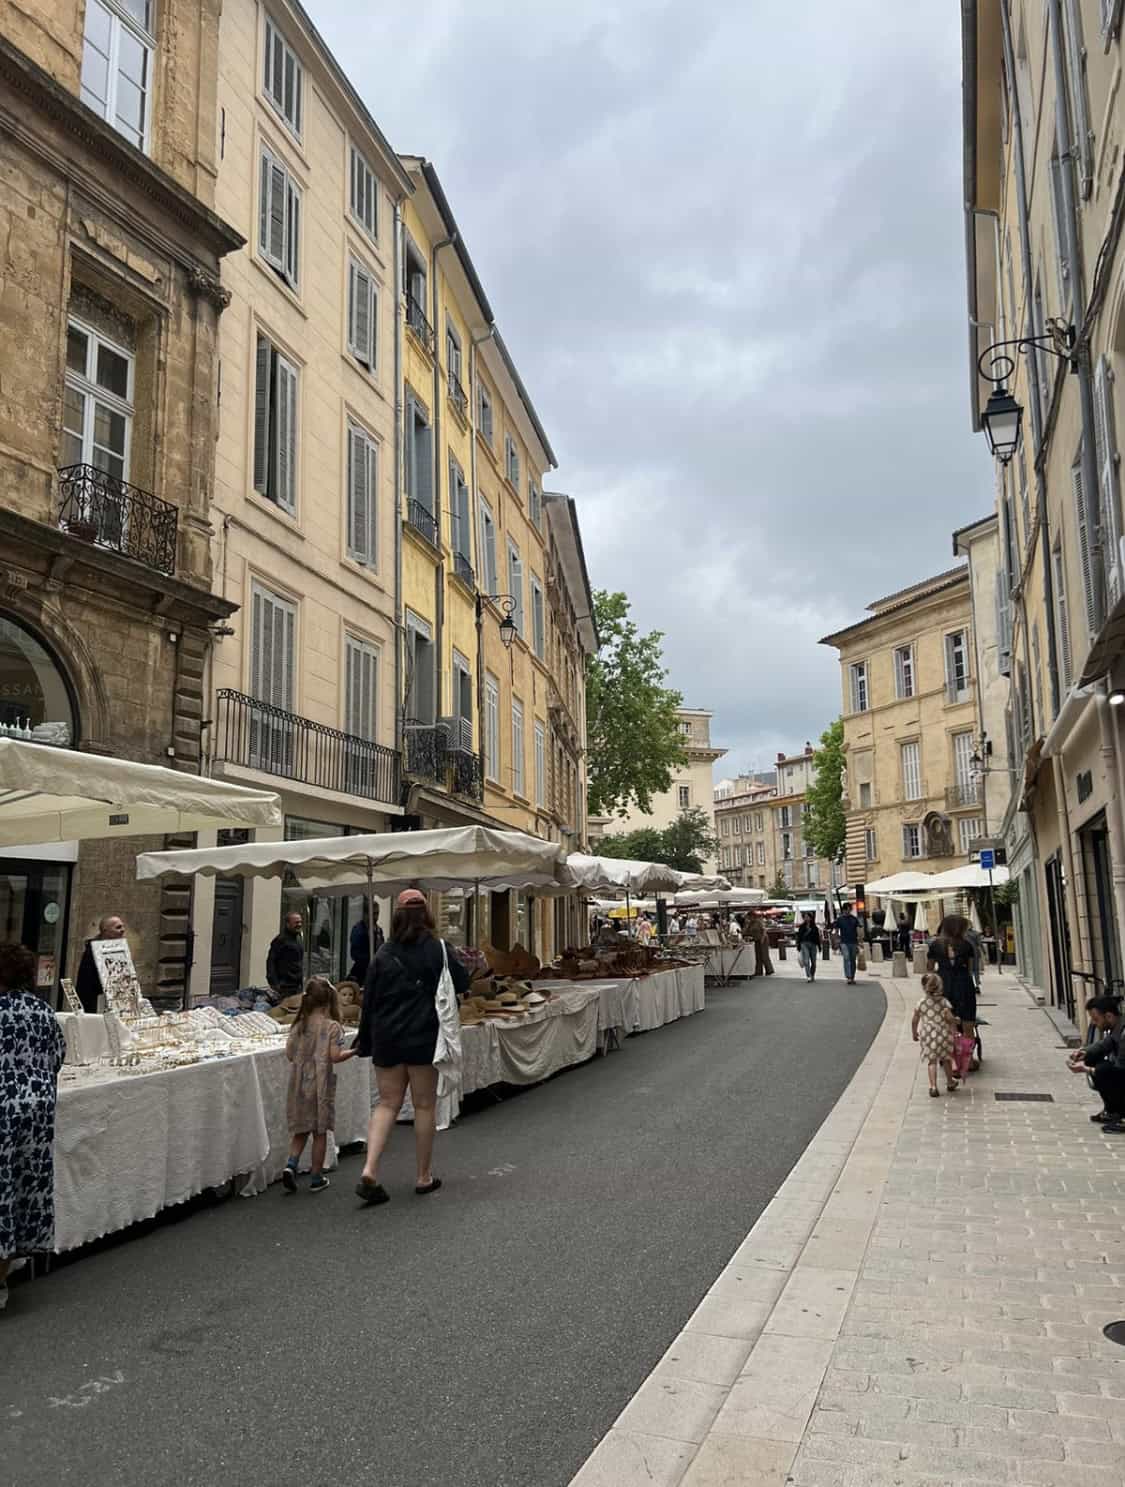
[355,1178,390,1206]
[415,1177,442,1196]
[929,1088,940,1098]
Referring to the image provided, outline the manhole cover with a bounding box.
[1103,1321,1125,1346]
[994,1092,1054,1102]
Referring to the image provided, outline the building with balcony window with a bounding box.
[961,2,1125,1022]
[821,568,986,891]
[196,0,411,992]
[714,749,836,895]
[0,0,242,999]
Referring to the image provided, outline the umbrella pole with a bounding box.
[367,860,376,960]
[473,879,480,948]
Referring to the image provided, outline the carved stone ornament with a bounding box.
[187,267,232,312]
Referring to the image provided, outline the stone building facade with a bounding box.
[715,749,835,895]
[0,3,241,997]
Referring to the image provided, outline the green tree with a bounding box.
[598,809,717,875]
[769,871,791,899]
[804,718,846,863]
[585,590,686,818]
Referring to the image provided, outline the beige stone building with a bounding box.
[821,569,986,891]
[714,776,776,890]
[0,0,241,999]
[715,750,835,895]
[963,2,1125,1020]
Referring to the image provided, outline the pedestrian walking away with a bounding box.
[282,977,356,1193]
[0,942,66,1312]
[796,911,821,981]
[912,971,959,1096]
[895,914,912,956]
[834,901,860,984]
[927,914,978,1062]
[354,890,470,1205]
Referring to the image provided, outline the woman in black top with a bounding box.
[927,914,978,1035]
[354,890,470,1206]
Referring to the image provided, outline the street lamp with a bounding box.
[477,593,518,649]
[976,321,1077,466]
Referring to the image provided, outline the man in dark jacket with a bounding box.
[266,912,304,1005]
[834,903,860,984]
[746,913,774,977]
[347,905,384,984]
[75,914,127,1012]
[1070,995,1125,1128]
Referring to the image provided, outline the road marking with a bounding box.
[488,1162,517,1177]
[46,1371,126,1410]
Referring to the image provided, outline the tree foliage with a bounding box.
[804,719,846,863]
[585,590,686,818]
[769,871,791,900]
[598,808,718,875]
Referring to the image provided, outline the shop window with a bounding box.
[0,616,76,745]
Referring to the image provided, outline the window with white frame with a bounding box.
[478,498,498,593]
[755,812,764,831]
[893,644,915,700]
[865,827,878,861]
[477,383,493,445]
[62,321,133,481]
[944,630,970,702]
[958,817,985,854]
[721,818,729,837]
[902,823,922,859]
[484,673,500,782]
[253,332,298,513]
[900,740,922,801]
[756,841,765,865]
[259,145,301,289]
[511,698,525,796]
[347,258,377,370]
[507,541,524,635]
[81,0,154,151]
[345,422,377,569]
[1053,540,1073,686]
[505,434,520,490]
[349,145,377,240]
[849,660,868,713]
[530,575,545,659]
[779,805,791,828]
[781,831,792,860]
[529,483,542,528]
[858,782,872,808]
[534,720,546,807]
[449,458,471,567]
[263,16,303,137]
[452,650,472,742]
[404,393,434,518]
[344,633,378,740]
[249,581,295,769]
[677,784,690,809]
[1073,441,1098,635]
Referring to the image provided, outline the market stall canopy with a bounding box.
[866,871,941,895]
[676,872,733,893]
[0,738,282,848]
[136,824,564,895]
[673,887,766,908]
[564,853,686,895]
[927,863,1010,890]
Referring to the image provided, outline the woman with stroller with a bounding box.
[927,914,978,1071]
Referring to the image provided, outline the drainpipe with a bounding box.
[432,232,457,722]
[1095,686,1125,964]
[393,200,405,757]
[470,324,498,766]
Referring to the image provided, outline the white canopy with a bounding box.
[0,738,281,848]
[866,871,940,895]
[673,887,766,908]
[137,824,565,895]
[928,863,1010,890]
[564,853,686,895]
[676,872,734,893]
[867,864,1010,901]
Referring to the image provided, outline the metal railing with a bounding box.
[946,779,982,808]
[406,498,439,547]
[404,721,445,784]
[448,369,468,417]
[57,463,178,575]
[406,294,435,353]
[450,747,484,801]
[452,550,475,587]
[216,689,399,805]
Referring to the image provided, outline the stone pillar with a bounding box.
[913,946,929,976]
[892,951,908,978]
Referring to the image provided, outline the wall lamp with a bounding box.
[476,592,518,649]
[977,321,1078,465]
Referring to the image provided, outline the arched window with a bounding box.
[0,615,78,746]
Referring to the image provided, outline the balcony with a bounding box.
[406,498,439,548]
[448,369,468,420]
[406,294,435,354]
[57,463,177,576]
[450,747,484,802]
[452,550,475,588]
[216,690,399,805]
[404,718,484,802]
[946,779,982,809]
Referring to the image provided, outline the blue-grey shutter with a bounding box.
[1062,0,1093,196]
[268,160,286,268]
[1074,455,1097,634]
[417,412,434,515]
[275,356,297,512]
[1095,356,1121,608]
[253,336,271,494]
[348,426,369,561]
[284,178,300,286]
[404,395,415,505]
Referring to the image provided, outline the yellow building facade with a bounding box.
[822,570,985,896]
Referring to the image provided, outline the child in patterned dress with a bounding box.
[912,971,959,1099]
[283,977,356,1192]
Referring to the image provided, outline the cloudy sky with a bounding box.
[316,0,992,779]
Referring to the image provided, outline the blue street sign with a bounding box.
[979,848,995,871]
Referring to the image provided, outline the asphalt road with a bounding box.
[1,973,883,1487]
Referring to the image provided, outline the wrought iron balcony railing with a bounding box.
[406,294,435,353]
[946,780,982,808]
[403,717,484,802]
[452,550,475,588]
[448,369,468,418]
[450,747,484,802]
[216,690,399,805]
[57,463,178,575]
[406,498,439,548]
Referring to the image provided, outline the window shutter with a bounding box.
[1062,0,1093,195]
[1074,457,1097,634]
[404,396,417,504]
[348,426,368,560]
[349,262,374,366]
[1103,0,1123,45]
[1049,154,1071,305]
[253,337,272,495]
[268,161,287,267]
[995,571,1012,676]
[1095,356,1121,608]
[251,587,265,698]
[486,515,497,591]
[417,416,433,514]
[275,357,297,512]
[285,179,300,285]
[258,153,273,262]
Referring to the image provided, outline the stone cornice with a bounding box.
[0,36,244,260]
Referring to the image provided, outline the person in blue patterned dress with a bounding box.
[0,943,65,1311]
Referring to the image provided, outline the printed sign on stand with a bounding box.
[91,937,144,1019]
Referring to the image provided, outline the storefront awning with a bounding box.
[0,738,282,847]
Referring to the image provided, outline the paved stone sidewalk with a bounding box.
[570,962,1125,1487]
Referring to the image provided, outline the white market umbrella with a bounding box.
[0,737,281,847]
[927,863,1010,891]
[676,872,734,893]
[564,853,686,896]
[673,887,766,908]
[866,871,938,895]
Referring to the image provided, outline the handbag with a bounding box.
[431,939,462,1099]
[857,949,867,971]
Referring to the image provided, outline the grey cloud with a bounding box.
[314,0,987,767]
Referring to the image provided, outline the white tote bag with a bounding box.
[432,939,463,1110]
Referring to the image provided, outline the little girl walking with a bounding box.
[912,971,959,1099]
[283,977,356,1192]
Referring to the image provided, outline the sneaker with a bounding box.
[281,1164,298,1193]
[309,1175,330,1192]
[1101,1120,1125,1134]
[1091,1110,1113,1123]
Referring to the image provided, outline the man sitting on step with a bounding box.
[1068,995,1125,1130]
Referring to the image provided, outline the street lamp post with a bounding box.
[977,321,1077,465]
[476,592,518,649]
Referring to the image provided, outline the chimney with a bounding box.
[805,741,813,755]
[776,752,785,764]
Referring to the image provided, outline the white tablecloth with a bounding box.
[242,1043,374,1195]
[57,1012,114,1066]
[54,1051,271,1252]
[537,967,704,1036]
[706,945,753,981]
